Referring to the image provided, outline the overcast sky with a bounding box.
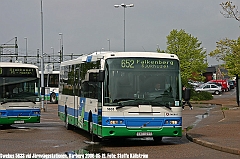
[0,0,239,66]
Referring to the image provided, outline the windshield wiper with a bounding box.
[164,104,172,110]
[116,99,150,109]
[25,99,36,104]
[1,101,8,105]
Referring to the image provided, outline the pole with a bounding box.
[59,33,63,62]
[24,37,27,63]
[236,74,239,106]
[107,39,110,51]
[123,7,125,52]
[114,4,134,52]
[40,0,45,111]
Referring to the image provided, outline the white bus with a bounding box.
[0,62,41,126]
[58,52,184,142]
[39,70,59,104]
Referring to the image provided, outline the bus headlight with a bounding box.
[33,111,40,115]
[107,120,123,125]
[165,120,180,125]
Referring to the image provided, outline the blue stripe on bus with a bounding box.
[101,116,181,127]
[0,109,40,117]
[58,105,181,127]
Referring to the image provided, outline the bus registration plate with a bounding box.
[14,121,24,124]
[136,132,152,136]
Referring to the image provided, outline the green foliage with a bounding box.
[210,37,240,75]
[191,91,213,101]
[166,29,208,85]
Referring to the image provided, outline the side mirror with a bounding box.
[41,87,45,95]
[98,70,105,82]
[183,88,191,101]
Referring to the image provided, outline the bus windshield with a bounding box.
[0,77,39,103]
[103,57,181,107]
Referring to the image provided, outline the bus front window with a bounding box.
[0,77,39,102]
[103,58,181,107]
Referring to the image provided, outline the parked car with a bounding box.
[188,81,204,88]
[209,79,229,92]
[195,83,222,95]
[207,81,223,92]
[228,80,235,89]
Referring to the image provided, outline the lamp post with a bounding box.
[107,39,110,51]
[40,0,45,111]
[24,37,27,63]
[51,47,54,69]
[59,33,63,62]
[114,3,134,52]
[203,48,208,65]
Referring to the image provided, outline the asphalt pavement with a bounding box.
[184,96,240,155]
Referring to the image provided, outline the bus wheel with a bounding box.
[65,115,73,130]
[153,137,163,143]
[88,114,93,134]
[2,124,12,129]
[88,119,100,142]
[50,93,57,104]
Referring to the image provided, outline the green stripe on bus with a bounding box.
[58,112,182,138]
[0,116,40,125]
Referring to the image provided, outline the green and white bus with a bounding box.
[0,62,41,126]
[58,52,183,142]
[39,70,59,104]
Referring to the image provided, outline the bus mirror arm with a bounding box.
[98,70,105,82]
[41,87,45,95]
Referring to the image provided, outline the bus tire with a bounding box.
[153,137,163,143]
[65,113,73,130]
[88,112,100,142]
[2,124,12,129]
[50,93,57,104]
[88,111,93,134]
[64,106,72,130]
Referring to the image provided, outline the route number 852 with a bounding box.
[121,59,134,68]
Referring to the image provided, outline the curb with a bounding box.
[186,133,240,155]
[185,102,240,155]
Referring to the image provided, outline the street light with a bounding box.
[24,37,27,63]
[59,33,63,62]
[203,48,208,65]
[107,39,110,51]
[51,47,54,59]
[51,47,54,69]
[114,3,134,52]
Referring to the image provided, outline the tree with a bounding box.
[166,29,208,85]
[209,38,235,62]
[210,37,240,75]
[208,2,240,77]
[220,1,240,22]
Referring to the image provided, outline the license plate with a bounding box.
[14,120,24,124]
[136,132,152,136]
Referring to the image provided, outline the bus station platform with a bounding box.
[184,97,240,155]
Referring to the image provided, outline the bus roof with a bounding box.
[0,62,39,69]
[39,70,60,74]
[60,51,179,67]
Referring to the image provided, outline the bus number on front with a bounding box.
[121,59,134,68]
[107,107,115,111]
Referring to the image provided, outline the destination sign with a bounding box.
[0,67,37,77]
[107,58,178,70]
